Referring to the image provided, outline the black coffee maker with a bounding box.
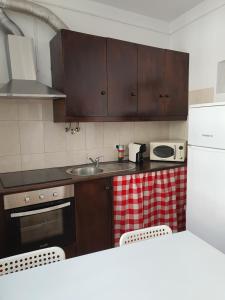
[128,143,146,163]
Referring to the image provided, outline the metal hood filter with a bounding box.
[0,34,66,99]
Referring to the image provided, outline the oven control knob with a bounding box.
[39,194,44,200]
[24,196,30,203]
[53,192,58,198]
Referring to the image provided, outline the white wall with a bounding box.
[0,0,171,173]
[168,0,223,140]
[0,0,170,86]
[170,0,225,93]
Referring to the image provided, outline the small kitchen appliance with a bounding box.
[128,143,146,163]
[150,140,186,162]
[3,185,75,256]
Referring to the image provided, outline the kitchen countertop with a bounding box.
[0,160,186,195]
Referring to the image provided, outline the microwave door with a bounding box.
[153,145,175,159]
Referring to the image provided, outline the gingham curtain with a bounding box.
[113,166,187,246]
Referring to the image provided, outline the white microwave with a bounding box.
[150,140,187,162]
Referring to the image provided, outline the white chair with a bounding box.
[0,246,65,276]
[119,225,172,246]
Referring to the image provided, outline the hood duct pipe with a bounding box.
[0,0,68,31]
[0,0,68,99]
[0,8,24,35]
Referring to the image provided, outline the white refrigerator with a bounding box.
[187,102,225,253]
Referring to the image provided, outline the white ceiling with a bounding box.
[88,0,205,21]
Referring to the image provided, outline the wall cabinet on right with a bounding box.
[51,30,189,122]
[138,46,189,120]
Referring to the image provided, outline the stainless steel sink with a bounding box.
[66,162,136,177]
[66,166,103,176]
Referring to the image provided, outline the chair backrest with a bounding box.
[0,246,65,276]
[119,225,172,246]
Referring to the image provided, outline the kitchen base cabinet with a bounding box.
[75,178,113,256]
[63,242,76,259]
[113,167,187,246]
[0,195,5,258]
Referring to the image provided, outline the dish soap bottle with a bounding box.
[116,145,125,162]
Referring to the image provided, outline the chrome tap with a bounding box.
[88,156,102,168]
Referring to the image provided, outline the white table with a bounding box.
[1,231,225,300]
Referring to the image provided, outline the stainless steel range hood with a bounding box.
[0,34,66,99]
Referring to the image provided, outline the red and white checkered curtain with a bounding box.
[113,166,187,246]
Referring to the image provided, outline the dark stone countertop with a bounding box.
[0,160,186,195]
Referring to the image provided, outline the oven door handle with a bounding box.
[10,202,71,218]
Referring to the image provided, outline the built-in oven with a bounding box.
[3,185,75,256]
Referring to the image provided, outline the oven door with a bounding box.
[151,145,176,161]
[5,198,75,255]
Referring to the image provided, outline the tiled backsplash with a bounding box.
[0,99,171,173]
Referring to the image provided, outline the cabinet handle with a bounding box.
[105,186,112,190]
[101,90,106,95]
[131,92,136,97]
[159,94,170,98]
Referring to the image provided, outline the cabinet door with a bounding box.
[107,39,138,117]
[63,30,108,117]
[0,196,5,258]
[160,50,189,117]
[75,178,113,256]
[138,45,164,116]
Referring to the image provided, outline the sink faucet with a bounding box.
[88,156,102,168]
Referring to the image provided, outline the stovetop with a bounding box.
[0,168,72,188]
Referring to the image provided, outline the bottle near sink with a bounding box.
[116,145,125,162]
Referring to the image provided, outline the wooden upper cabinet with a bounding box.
[51,30,108,118]
[138,47,189,119]
[50,30,189,122]
[138,45,164,117]
[161,50,189,117]
[107,39,138,117]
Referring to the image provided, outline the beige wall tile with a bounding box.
[134,122,152,143]
[0,100,18,121]
[189,87,214,105]
[0,155,21,173]
[148,121,170,141]
[21,153,45,171]
[103,146,118,162]
[18,100,43,121]
[118,122,135,145]
[86,149,104,163]
[0,121,20,156]
[103,123,120,147]
[44,122,66,152]
[44,152,68,168]
[169,121,188,140]
[67,150,87,166]
[66,123,86,151]
[19,121,44,154]
[86,123,103,149]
